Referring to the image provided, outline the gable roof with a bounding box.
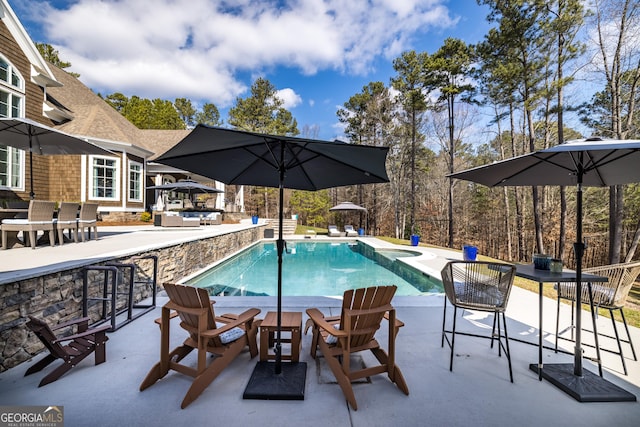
[138,129,191,160]
[0,0,61,88]
[47,65,141,144]
[46,64,191,159]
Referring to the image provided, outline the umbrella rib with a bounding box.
[582,149,639,185]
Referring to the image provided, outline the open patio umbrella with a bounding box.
[449,137,640,402]
[156,125,390,399]
[0,117,113,199]
[147,179,224,194]
[330,201,368,232]
[148,179,224,209]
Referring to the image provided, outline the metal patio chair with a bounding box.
[441,261,516,382]
[555,261,640,375]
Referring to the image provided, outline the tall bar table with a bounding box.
[513,264,607,380]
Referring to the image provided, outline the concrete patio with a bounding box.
[1,224,639,426]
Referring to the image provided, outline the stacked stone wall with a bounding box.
[0,227,261,371]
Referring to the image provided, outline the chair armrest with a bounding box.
[201,308,261,338]
[50,316,91,332]
[384,312,404,328]
[306,308,348,338]
[154,310,179,326]
[52,323,110,344]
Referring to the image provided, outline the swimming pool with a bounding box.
[185,241,443,296]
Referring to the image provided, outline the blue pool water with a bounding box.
[186,241,443,297]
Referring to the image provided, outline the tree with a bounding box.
[478,0,549,258]
[588,0,640,263]
[227,77,299,216]
[35,43,80,77]
[195,103,223,127]
[543,0,587,261]
[423,38,477,248]
[391,50,429,238]
[103,92,129,113]
[337,82,395,235]
[104,94,185,130]
[174,98,196,128]
[227,77,298,135]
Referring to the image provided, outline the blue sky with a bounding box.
[12,0,493,140]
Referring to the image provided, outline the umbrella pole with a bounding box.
[29,138,35,199]
[29,151,35,199]
[573,176,584,376]
[275,165,284,375]
[242,140,306,401]
[534,162,635,402]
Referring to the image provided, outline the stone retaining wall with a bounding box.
[0,227,262,372]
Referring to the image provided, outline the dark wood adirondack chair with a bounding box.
[140,283,261,409]
[305,285,409,410]
[24,316,109,386]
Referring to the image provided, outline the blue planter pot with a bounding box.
[463,245,478,261]
[251,215,259,224]
[410,235,420,246]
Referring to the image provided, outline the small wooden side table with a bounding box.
[259,311,302,362]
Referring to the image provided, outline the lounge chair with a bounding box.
[555,261,640,375]
[441,261,516,382]
[54,202,79,244]
[305,285,409,410]
[344,224,358,237]
[327,224,341,237]
[1,200,56,249]
[140,283,261,408]
[77,202,99,241]
[183,199,194,209]
[24,315,109,387]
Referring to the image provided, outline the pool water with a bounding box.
[186,241,443,297]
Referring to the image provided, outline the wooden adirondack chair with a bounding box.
[140,283,261,409]
[24,316,109,387]
[305,285,409,410]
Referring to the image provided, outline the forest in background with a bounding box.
[40,0,640,267]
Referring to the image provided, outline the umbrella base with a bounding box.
[529,363,636,402]
[243,361,307,400]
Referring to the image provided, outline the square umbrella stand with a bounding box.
[243,361,307,400]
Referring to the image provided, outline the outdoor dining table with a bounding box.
[513,263,608,380]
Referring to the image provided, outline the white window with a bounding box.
[0,55,25,191]
[90,155,120,200]
[128,160,143,201]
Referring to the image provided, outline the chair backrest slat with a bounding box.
[583,261,640,307]
[57,202,79,222]
[28,200,56,222]
[340,285,396,348]
[164,283,217,335]
[79,203,99,221]
[26,316,65,358]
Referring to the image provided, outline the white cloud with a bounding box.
[26,0,456,105]
[276,88,302,109]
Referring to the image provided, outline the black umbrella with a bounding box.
[148,179,224,209]
[0,117,113,199]
[156,125,390,399]
[449,137,640,402]
[147,179,224,194]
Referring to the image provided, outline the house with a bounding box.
[0,0,228,219]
